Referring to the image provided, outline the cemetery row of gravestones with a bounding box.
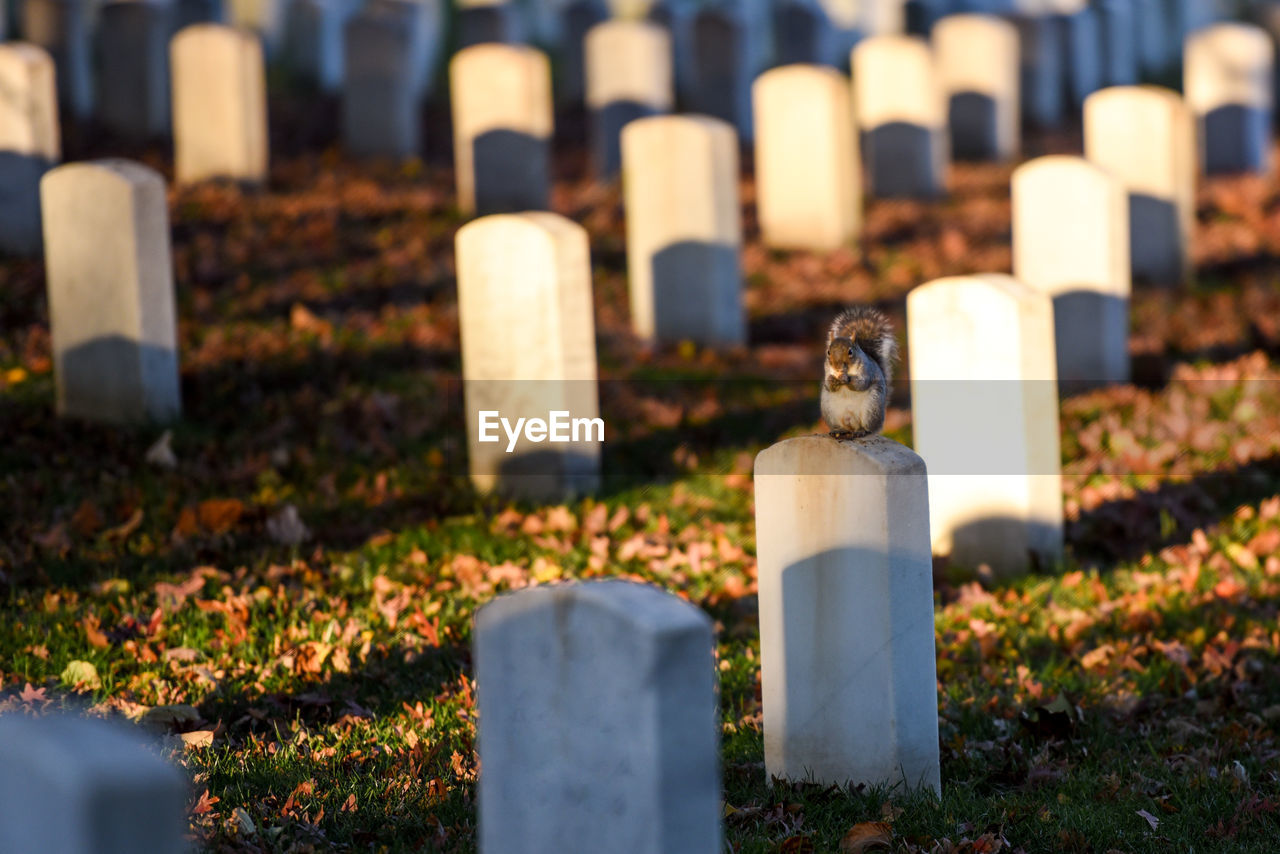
[12,6,1278,569]
[2,0,1275,210]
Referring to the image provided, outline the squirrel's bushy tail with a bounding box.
[828,307,898,384]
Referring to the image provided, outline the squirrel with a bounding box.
[820,306,897,440]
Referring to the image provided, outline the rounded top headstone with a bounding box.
[851,35,942,128]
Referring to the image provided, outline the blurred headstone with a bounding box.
[933,13,1019,160]
[97,0,171,139]
[1184,22,1273,174]
[42,159,181,423]
[21,0,92,118]
[455,212,600,499]
[621,115,744,347]
[689,6,752,139]
[342,6,421,157]
[450,43,553,214]
[752,64,860,249]
[171,24,269,184]
[1013,155,1131,387]
[1084,85,1195,284]
[584,19,672,177]
[0,43,59,255]
[852,34,946,198]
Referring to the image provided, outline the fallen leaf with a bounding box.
[341,793,357,812]
[141,704,202,731]
[779,836,815,854]
[19,683,47,704]
[34,523,71,555]
[198,499,244,535]
[181,730,215,749]
[81,615,110,649]
[145,430,178,469]
[191,789,220,816]
[1137,808,1160,830]
[70,500,104,537]
[172,506,200,540]
[840,821,893,853]
[102,508,144,542]
[60,660,100,691]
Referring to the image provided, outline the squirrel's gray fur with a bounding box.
[820,307,897,439]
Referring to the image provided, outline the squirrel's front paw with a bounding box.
[828,429,868,441]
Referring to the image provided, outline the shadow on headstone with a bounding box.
[458,5,518,48]
[558,0,607,105]
[650,240,744,346]
[97,0,172,140]
[690,8,752,140]
[472,128,550,213]
[173,0,226,32]
[864,121,943,198]
[948,90,998,160]
[773,0,834,66]
[1129,192,1183,285]
[1063,7,1101,109]
[22,0,92,118]
[592,99,656,177]
[1202,103,1270,174]
[0,152,50,255]
[647,1,694,106]
[775,546,940,789]
[1016,14,1064,128]
[495,449,600,501]
[1052,289,1129,392]
[343,77,418,157]
[60,335,181,423]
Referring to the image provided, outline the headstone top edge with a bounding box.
[622,113,737,139]
[457,210,581,242]
[451,42,546,64]
[1014,154,1110,180]
[756,63,849,84]
[44,158,163,188]
[910,272,1036,303]
[0,713,185,785]
[754,434,927,476]
[475,579,713,636]
[0,42,54,63]
[1085,84,1184,109]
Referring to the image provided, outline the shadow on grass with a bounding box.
[1068,455,1280,569]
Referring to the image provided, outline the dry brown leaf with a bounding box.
[172,506,200,539]
[181,730,215,749]
[190,789,220,815]
[197,499,244,535]
[102,508,144,542]
[840,821,893,853]
[779,836,815,854]
[141,704,202,731]
[81,615,110,649]
[70,500,104,537]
